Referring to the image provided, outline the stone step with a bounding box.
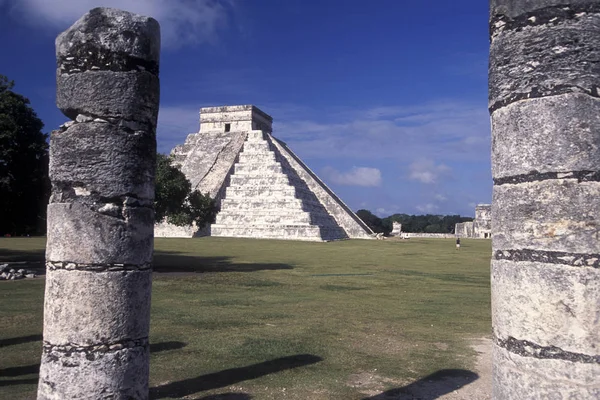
[237,152,277,163]
[215,212,339,226]
[229,175,301,186]
[241,142,271,152]
[246,130,265,140]
[233,163,283,174]
[223,185,315,197]
[224,186,298,198]
[219,198,325,212]
[210,224,332,241]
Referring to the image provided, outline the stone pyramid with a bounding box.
[155,105,373,241]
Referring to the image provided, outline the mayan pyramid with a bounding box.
[155,105,373,241]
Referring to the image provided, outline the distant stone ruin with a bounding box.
[390,222,402,236]
[490,1,600,398]
[38,8,159,399]
[155,105,373,241]
[454,204,491,239]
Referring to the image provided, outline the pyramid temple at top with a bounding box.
[155,105,373,241]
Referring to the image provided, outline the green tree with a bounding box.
[155,153,217,228]
[356,209,387,234]
[0,75,49,235]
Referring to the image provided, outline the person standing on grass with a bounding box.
[456,237,461,250]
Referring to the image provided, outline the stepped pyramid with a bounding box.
[155,105,373,241]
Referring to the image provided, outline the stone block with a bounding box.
[46,203,153,265]
[492,94,600,179]
[492,180,600,253]
[50,121,155,201]
[490,0,597,19]
[38,345,149,400]
[43,269,151,346]
[493,345,600,399]
[56,71,159,122]
[233,163,282,174]
[56,7,160,68]
[492,259,599,354]
[489,13,600,111]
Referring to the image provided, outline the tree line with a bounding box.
[356,209,473,235]
[0,75,216,236]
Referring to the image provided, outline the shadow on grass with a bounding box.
[150,341,187,353]
[0,364,39,377]
[150,354,323,399]
[362,369,479,400]
[0,378,38,387]
[153,252,293,274]
[0,247,45,263]
[0,334,42,348]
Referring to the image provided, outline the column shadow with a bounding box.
[0,334,42,347]
[150,354,323,399]
[362,369,479,400]
[153,253,294,274]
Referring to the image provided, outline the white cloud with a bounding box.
[408,160,452,184]
[434,193,447,202]
[6,0,233,48]
[275,101,491,164]
[321,166,382,187]
[416,203,439,214]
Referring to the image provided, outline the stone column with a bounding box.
[489,1,600,398]
[37,8,160,400]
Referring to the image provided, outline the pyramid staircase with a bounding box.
[210,130,348,241]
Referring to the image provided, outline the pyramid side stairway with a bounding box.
[210,130,348,241]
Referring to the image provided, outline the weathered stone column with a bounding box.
[489,1,600,398]
[37,8,160,399]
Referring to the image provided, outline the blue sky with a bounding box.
[0,0,491,217]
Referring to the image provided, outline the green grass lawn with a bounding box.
[0,237,491,399]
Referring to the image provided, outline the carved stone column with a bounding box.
[489,1,600,398]
[38,8,160,399]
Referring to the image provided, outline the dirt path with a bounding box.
[356,337,492,400]
[433,338,491,400]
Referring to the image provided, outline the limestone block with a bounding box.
[56,7,160,66]
[237,153,277,162]
[490,0,598,19]
[50,121,155,201]
[46,203,153,265]
[489,12,600,111]
[241,142,271,152]
[216,211,324,225]
[234,163,282,174]
[43,269,151,346]
[492,95,600,179]
[229,175,298,187]
[492,345,600,399]
[492,259,599,354]
[56,71,159,123]
[492,180,600,253]
[224,187,300,199]
[210,224,338,241]
[38,345,149,400]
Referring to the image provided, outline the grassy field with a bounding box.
[0,237,491,399]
